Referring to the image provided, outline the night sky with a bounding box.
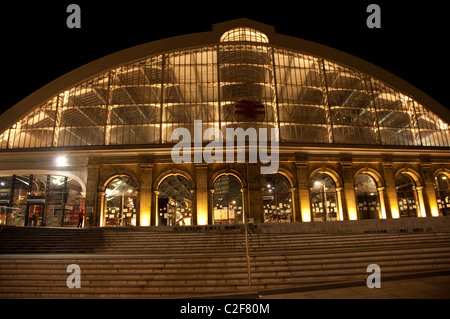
[1,1,448,116]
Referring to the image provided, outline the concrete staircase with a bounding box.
[1,226,450,298]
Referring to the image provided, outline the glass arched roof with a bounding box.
[220,27,269,43]
[0,27,449,150]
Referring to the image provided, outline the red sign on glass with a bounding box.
[234,100,265,120]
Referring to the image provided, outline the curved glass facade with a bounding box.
[1,28,449,149]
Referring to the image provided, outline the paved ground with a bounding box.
[260,274,450,299]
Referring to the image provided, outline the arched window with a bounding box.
[354,173,381,219]
[262,174,292,223]
[435,173,450,216]
[396,173,418,218]
[310,173,338,221]
[104,176,137,226]
[213,175,243,224]
[157,175,192,226]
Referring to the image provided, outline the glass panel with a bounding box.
[310,173,338,221]
[8,97,57,149]
[414,101,450,147]
[56,73,109,147]
[219,44,277,141]
[324,61,379,145]
[355,174,380,219]
[220,27,269,43]
[274,49,330,143]
[435,173,450,216]
[213,175,243,224]
[157,175,193,226]
[372,82,420,146]
[104,176,137,227]
[162,47,219,143]
[106,56,162,145]
[262,174,292,223]
[396,173,418,218]
[0,129,9,150]
[2,43,449,149]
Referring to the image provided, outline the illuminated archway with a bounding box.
[261,174,292,223]
[309,173,339,221]
[354,173,381,219]
[104,176,138,226]
[157,175,192,226]
[212,175,243,224]
[434,172,450,216]
[395,173,419,218]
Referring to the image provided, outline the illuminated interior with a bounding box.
[1,28,448,150]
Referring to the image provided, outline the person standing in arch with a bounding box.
[77,209,85,228]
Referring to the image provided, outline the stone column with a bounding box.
[97,191,105,227]
[295,162,311,222]
[415,186,427,218]
[134,191,140,226]
[195,164,208,225]
[85,164,99,227]
[151,190,159,226]
[139,164,153,226]
[289,188,297,222]
[246,164,263,223]
[377,186,387,219]
[336,187,344,221]
[190,189,197,225]
[208,189,214,225]
[421,163,439,217]
[383,162,400,218]
[341,163,357,220]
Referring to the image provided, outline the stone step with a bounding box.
[1,226,450,298]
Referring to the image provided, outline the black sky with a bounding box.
[1,1,448,115]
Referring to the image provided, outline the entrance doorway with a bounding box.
[157,175,192,226]
[355,173,381,219]
[213,175,243,224]
[104,176,138,226]
[310,173,338,221]
[396,173,419,218]
[262,174,292,223]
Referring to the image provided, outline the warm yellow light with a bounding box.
[391,206,400,219]
[301,208,311,222]
[196,203,208,225]
[140,211,150,226]
[347,207,358,220]
[429,204,439,217]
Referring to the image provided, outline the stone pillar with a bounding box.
[336,187,344,221]
[295,162,310,222]
[208,189,214,225]
[85,164,99,227]
[415,186,427,218]
[246,164,263,223]
[383,162,400,218]
[190,189,197,225]
[98,191,105,227]
[134,190,140,226]
[377,186,387,219]
[195,164,208,225]
[289,188,297,222]
[341,163,357,220]
[139,164,153,226]
[421,163,439,217]
[151,190,159,226]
